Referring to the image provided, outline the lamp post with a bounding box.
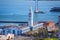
[58,16,60,40]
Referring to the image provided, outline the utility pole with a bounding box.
[58,16,60,40]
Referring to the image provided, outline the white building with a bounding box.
[0,7,44,35]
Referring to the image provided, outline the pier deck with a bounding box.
[0,21,28,23]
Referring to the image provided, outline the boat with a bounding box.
[34,0,44,13]
[50,7,60,12]
[34,11,44,13]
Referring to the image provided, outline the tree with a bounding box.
[41,28,48,38]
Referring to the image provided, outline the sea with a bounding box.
[0,1,60,25]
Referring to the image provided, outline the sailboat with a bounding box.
[34,0,44,13]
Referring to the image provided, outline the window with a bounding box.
[12,30,15,34]
[7,29,11,33]
[17,31,20,35]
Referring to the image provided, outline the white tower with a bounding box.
[28,7,33,27]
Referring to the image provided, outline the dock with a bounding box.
[0,21,28,23]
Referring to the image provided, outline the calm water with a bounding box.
[0,1,60,25]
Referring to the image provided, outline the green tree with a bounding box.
[41,28,48,38]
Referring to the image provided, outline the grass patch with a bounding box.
[43,38,58,40]
[36,38,58,40]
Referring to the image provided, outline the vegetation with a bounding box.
[35,38,58,40]
[38,28,48,38]
[27,27,58,38]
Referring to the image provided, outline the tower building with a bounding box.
[28,7,34,30]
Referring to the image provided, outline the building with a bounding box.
[42,21,58,31]
[47,21,58,31]
[0,7,44,35]
[0,25,21,35]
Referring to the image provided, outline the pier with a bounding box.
[0,21,28,23]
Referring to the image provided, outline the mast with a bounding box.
[35,0,39,13]
[34,0,44,13]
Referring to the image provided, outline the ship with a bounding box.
[50,7,60,12]
[34,0,44,13]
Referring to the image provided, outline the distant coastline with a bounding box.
[33,0,60,1]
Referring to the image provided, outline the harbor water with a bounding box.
[0,1,60,25]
